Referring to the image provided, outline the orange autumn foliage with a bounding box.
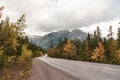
[63,40,77,56]
[91,42,105,61]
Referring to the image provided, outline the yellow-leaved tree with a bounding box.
[63,40,77,59]
[18,44,33,62]
[91,42,105,62]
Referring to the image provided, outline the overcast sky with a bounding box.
[0,0,120,37]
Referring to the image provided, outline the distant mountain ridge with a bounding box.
[28,29,87,49]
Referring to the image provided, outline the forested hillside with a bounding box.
[48,26,120,64]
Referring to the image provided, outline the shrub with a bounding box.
[18,44,33,62]
[0,51,7,68]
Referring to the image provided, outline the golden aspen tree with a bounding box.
[63,40,77,59]
[91,42,105,62]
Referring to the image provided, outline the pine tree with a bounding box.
[117,27,120,49]
[16,15,26,37]
[96,26,101,42]
[91,31,97,50]
[87,33,91,48]
[107,25,114,40]
[106,26,118,63]
[84,39,91,58]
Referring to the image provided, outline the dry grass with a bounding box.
[0,58,32,80]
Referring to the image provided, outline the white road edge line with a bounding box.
[103,67,120,72]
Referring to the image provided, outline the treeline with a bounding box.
[0,15,43,68]
[48,26,120,64]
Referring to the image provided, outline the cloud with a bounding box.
[80,19,120,38]
[36,0,114,32]
[0,0,120,35]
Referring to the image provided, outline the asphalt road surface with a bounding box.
[39,57,120,80]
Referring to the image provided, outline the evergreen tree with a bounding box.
[84,39,91,59]
[96,26,101,42]
[16,14,26,37]
[103,37,108,50]
[91,31,97,50]
[117,27,120,49]
[107,25,114,40]
[87,33,91,48]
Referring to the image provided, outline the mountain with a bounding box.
[28,35,41,42]
[28,29,87,49]
[68,29,87,40]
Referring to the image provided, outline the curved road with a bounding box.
[39,57,120,80]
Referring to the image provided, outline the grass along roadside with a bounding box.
[0,58,32,80]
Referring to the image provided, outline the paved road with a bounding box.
[30,58,77,80]
[39,57,120,80]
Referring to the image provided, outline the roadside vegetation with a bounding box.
[0,8,44,79]
[48,26,120,65]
